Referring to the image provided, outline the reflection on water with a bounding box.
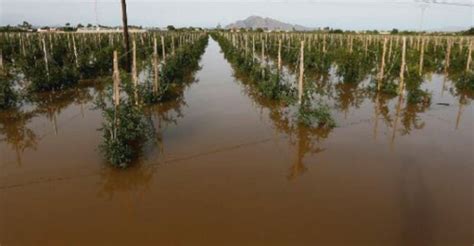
[0,109,37,166]
[231,69,333,180]
[0,37,472,246]
[0,83,97,166]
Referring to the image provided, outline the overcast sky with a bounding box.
[1,0,473,30]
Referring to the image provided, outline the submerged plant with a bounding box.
[407,89,431,105]
[212,33,296,104]
[140,80,168,105]
[98,99,153,168]
[96,72,153,168]
[96,34,207,167]
[141,35,208,104]
[0,71,18,109]
[368,77,399,96]
[257,72,297,104]
[296,100,335,128]
[454,71,474,91]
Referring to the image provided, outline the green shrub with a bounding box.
[407,89,431,105]
[454,71,474,91]
[297,101,335,128]
[0,71,18,109]
[98,100,153,168]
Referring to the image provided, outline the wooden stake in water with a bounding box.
[252,35,255,61]
[161,36,166,64]
[466,40,472,72]
[245,35,248,56]
[41,36,50,78]
[322,34,327,54]
[132,40,138,105]
[113,51,121,107]
[419,38,425,76]
[444,39,452,74]
[153,37,160,96]
[349,36,353,54]
[388,37,393,61]
[298,41,305,105]
[72,35,79,68]
[378,37,387,91]
[112,50,121,140]
[172,35,175,56]
[399,37,406,94]
[278,39,282,71]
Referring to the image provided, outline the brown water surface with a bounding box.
[0,38,473,246]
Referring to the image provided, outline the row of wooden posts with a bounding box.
[227,33,473,74]
[225,32,473,105]
[0,32,202,78]
[111,33,203,109]
[112,36,173,108]
[111,36,170,140]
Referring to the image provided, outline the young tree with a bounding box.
[20,21,32,29]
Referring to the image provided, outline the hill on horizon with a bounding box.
[225,16,311,31]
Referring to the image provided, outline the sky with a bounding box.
[1,0,473,31]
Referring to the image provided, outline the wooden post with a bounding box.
[444,39,452,74]
[298,41,305,105]
[378,37,387,91]
[322,34,327,53]
[161,36,166,64]
[153,37,160,95]
[419,38,425,76]
[364,36,368,56]
[399,37,406,94]
[252,35,255,61]
[72,35,79,68]
[388,37,393,61]
[112,50,121,141]
[48,34,53,54]
[261,38,265,63]
[41,36,50,78]
[466,40,472,72]
[245,35,248,56]
[349,36,353,54]
[171,35,175,56]
[278,38,282,71]
[132,40,138,105]
[21,35,26,57]
[113,50,121,107]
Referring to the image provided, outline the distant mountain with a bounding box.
[226,16,310,31]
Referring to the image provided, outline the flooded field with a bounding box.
[1,37,473,245]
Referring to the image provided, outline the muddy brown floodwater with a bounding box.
[1,38,473,246]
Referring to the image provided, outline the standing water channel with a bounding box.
[1,37,472,245]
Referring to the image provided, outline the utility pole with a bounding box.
[120,0,131,72]
[418,3,429,31]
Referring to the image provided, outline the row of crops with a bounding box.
[213,32,473,130]
[0,31,209,167]
[1,31,473,167]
